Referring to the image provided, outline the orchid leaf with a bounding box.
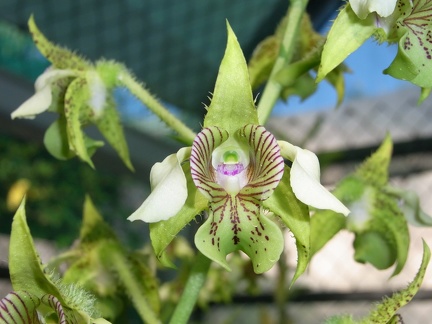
[262,166,310,285]
[384,0,432,88]
[204,22,258,134]
[362,240,430,323]
[317,3,375,82]
[29,15,90,70]
[150,164,208,267]
[9,198,65,302]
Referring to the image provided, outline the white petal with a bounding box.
[279,141,350,216]
[128,147,191,223]
[11,85,52,119]
[350,0,397,19]
[11,69,76,119]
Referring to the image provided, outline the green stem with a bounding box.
[257,0,309,125]
[118,70,196,145]
[110,247,161,324]
[169,252,211,324]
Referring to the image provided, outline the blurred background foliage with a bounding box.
[0,132,142,247]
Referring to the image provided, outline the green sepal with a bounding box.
[362,240,431,323]
[149,164,208,267]
[9,198,66,302]
[310,210,346,256]
[64,77,100,168]
[262,166,310,285]
[355,134,392,187]
[204,22,258,134]
[317,3,375,82]
[28,15,90,70]
[44,117,76,160]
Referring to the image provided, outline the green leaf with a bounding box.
[44,117,76,160]
[384,0,432,88]
[362,240,431,323]
[204,22,258,134]
[150,164,208,267]
[355,134,393,187]
[262,166,310,285]
[317,3,375,82]
[9,198,66,302]
[28,15,90,70]
[310,210,346,256]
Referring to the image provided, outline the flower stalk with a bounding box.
[168,252,211,324]
[118,71,197,145]
[257,0,309,124]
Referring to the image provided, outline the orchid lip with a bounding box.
[217,163,245,176]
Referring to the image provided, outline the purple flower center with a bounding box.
[217,163,245,176]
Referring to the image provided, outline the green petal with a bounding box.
[204,22,258,134]
[28,16,90,70]
[129,147,190,223]
[195,195,284,274]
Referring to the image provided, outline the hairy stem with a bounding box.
[118,70,196,145]
[110,247,161,324]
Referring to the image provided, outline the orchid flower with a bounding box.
[319,0,432,95]
[129,24,349,275]
[10,16,132,170]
